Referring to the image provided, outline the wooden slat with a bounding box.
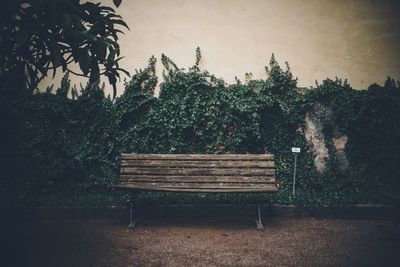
[119,182,275,188]
[121,160,275,168]
[116,153,279,193]
[121,167,275,176]
[115,187,278,193]
[114,184,278,192]
[119,175,276,183]
[121,153,274,161]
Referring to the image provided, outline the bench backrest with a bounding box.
[115,154,278,193]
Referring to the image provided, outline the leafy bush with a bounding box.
[0,49,399,208]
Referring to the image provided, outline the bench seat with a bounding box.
[115,153,279,193]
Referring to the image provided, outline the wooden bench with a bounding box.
[114,153,279,229]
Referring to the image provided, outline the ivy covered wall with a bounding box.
[1,50,399,208]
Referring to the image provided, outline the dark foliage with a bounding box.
[0,0,129,98]
[0,50,399,208]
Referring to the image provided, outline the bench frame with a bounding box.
[115,153,279,230]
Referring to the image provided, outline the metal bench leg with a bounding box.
[128,192,137,229]
[255,204,264,230]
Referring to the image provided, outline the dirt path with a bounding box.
[3,217,400,266]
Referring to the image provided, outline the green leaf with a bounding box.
[107,50,116,62]
[94,41,107,61]
[77,48,91,75]
[16,30,29,47]
[116,68,130,77]
[113,0,122,8]
[89,61,100,83]
[110,19,130,30]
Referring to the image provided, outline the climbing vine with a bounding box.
[0,48,399,208]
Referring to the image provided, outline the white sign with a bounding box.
[291,147,301,153]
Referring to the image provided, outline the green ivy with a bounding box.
[0,48,399,208]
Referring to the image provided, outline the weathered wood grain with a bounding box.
[120,175,276,183]
[116,153,279,193]
[121,167,275,176]
[121,153,274,160]
[121,160,275,168]
[114,184,279,192]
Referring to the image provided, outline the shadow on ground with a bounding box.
[2,216,400,266]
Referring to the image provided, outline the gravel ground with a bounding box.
[2,216,400,267]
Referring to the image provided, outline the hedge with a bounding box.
[0,50,399,208]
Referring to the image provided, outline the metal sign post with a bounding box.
[291,147,300,196]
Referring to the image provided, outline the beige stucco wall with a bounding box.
[41,0,400,96]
